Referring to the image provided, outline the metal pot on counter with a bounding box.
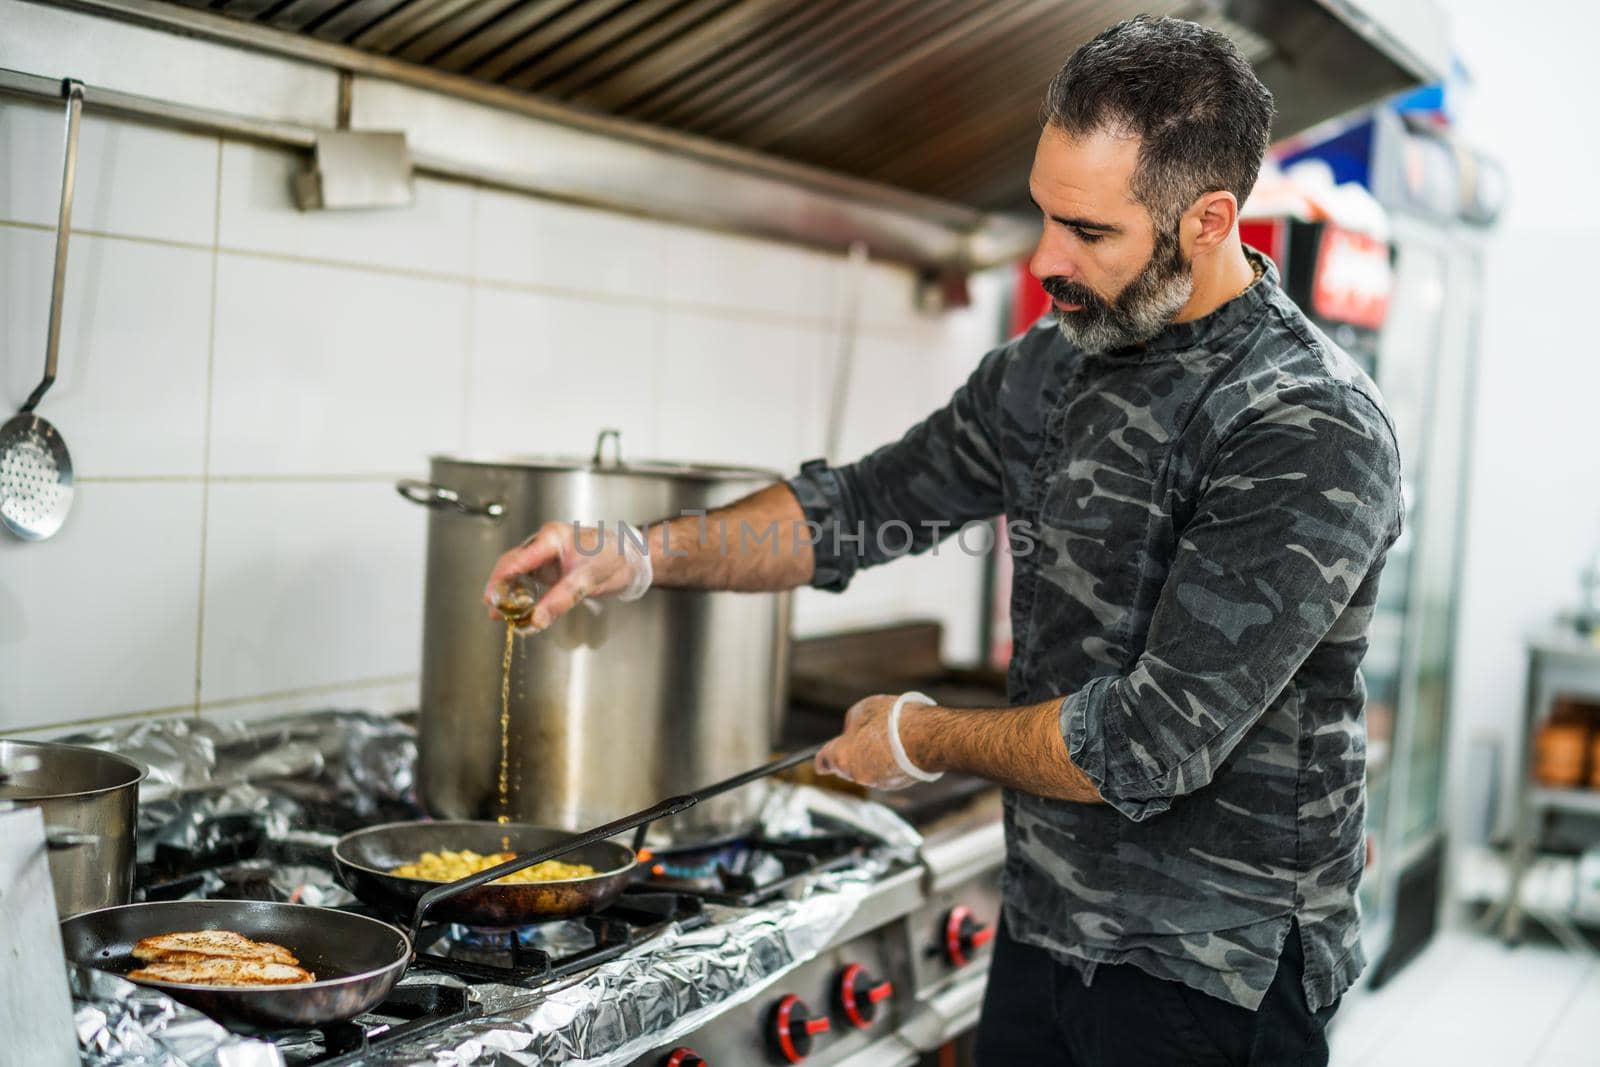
[0,739,145,916]
[399,430,790,844]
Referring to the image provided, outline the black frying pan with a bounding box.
[335,744,824,934]
[334,821,636,927]
[58,900,409,1031]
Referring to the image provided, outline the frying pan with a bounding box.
[334,821,636,927]
[336,744,824,933]
[58,900,410,1031]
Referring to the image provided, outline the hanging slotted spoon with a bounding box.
[1,80,82,542]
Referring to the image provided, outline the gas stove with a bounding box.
[130,809,1001,1066]
[66,709,1004,1067]
[134,812,998,1062]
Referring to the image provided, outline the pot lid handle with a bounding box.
[592,428,624,469]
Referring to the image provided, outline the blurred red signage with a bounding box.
[1312,226,1393,330]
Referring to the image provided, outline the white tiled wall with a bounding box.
[0,103,220,244]
[0,98,1007,736]
[0,482,205,726]
[208,253,469,476]
[464,287,660,458]
[199,481,428,703]
[1,230,213,478]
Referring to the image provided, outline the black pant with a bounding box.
[974,915,1339,1066]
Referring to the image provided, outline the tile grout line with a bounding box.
[650,302,665,451]
[192,673,419,715]
[10,703,200,735]
[459,186,479,455]
[191,135,224,719]
[74,474,210,483]
[7,673,421,735]
[75,472,428,485]
[0,217,207,252]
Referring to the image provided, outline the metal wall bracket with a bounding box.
[292,128,413,211]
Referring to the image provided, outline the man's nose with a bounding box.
[1028,230,1076,286]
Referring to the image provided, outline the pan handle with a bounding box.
[408,744,823,935]
[22,79,83,415]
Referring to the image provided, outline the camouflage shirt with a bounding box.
[787,251,1403,1012]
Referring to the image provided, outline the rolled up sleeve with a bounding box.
[787,347,1009,592]
[1062,382,1403,821]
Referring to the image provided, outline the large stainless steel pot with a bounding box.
[400,432,790,843]
[0,739,144,916]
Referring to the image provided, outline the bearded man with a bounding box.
[488,15,1403,1065]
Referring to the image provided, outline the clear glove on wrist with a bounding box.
[888,690,943,784]
[614,520,653,602]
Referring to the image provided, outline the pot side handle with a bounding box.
[44,827,96,851]
[396,480,505,520]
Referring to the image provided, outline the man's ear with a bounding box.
[1184,190,1239,256]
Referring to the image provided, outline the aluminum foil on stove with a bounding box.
[71,967,281,1067]
[759,779,923,856]
[54,711,422,862]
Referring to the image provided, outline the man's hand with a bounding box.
[815,693,932,791]
[482,484,815,632]
[816,693,1106,803]
[483,520,651,633]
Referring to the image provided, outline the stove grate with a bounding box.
[641,833,872,906]
[278,983,478,1067]
[410,892,706,988]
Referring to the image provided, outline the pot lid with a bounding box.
[434,429,782,483]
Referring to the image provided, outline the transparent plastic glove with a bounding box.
[815,691,943,791]
[484,519,653,633]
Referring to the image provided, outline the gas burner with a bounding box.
[276,983,478,1066]
[643,840,787,893]
[418,916,597,979]
[639,833,872,906]
[445,917,594,957]
[406,892,706,987]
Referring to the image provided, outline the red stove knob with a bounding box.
[943,905,995,967]
[662,1050,706,1067]
[768,993,830,1063]
[836,963,894,1029]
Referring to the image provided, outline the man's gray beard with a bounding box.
[1053,237,1194,352]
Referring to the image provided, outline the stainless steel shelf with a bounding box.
[1531,787,1600,817]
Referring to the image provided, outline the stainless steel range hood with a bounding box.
[12,0,1447,269]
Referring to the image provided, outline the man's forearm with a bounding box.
[904,698,1104,803]
[647,483,815,592]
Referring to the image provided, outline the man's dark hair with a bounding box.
[1043,15,1275,227]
